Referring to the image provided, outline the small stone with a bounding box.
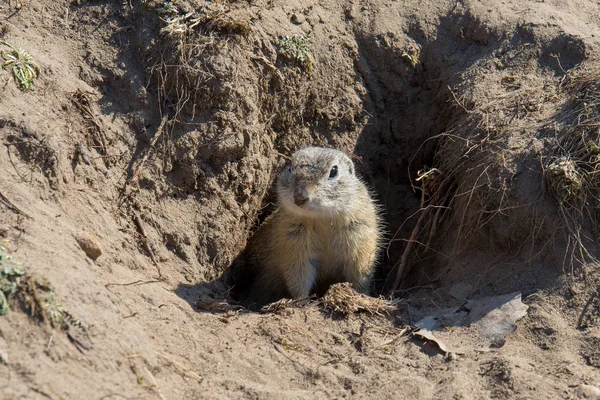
[0,338,8,365]
[346,7,359,20]
[291,13,306,25]
[75,233,103,260]
[307,14,321,26]
[576,384,600,399]
[301,21,312,34]
[448,283,473,300]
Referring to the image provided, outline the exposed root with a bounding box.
[130,115,169,187]
[71,90,109,160]
[133,211,162,279]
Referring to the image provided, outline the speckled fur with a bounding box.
[245,147,382,306]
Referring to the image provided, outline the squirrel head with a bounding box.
[277,147,358,218]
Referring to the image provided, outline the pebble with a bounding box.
[0,349,7,365]
[291,13,306,25]
[577,384,600,399]
[301,21,312,34]
[448,282,473,300]
[75,233,103,260]
[307,14,321,26]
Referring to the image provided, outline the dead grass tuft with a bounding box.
[153,2,252,121]
[321,283,398,316]
[545,157,585,205]
[258,284,399,317]
[390,66,600,288]
[261,296,315,313]
[206,11,251,38]
[388,66,600,289]
[543,68,600,268]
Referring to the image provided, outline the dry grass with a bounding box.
[545,74,600,208]
[259,283,399,316]
[321,283,399,316]
[206,11,251,38]
[154,2,251,121]
[389,66,600,288]
[543,69,600,269]
[71,90,109,159]
[545,157,585,205]
[261,296,315,313]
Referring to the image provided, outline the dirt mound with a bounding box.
[1,0,600,398]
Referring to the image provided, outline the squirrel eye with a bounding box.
[328,165,338,179]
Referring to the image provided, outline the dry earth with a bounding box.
[1,0,600,399]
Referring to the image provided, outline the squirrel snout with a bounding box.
[293,184,310,207]
[294,195,309,206]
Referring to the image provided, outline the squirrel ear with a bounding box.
[346,157,355,175]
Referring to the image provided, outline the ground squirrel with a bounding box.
[243,147,382,306]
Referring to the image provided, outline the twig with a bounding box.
[130,115,169,185]
[549,53,571,87]
[447,85,472,113]
[45,335,53,352]
[67,331,91,353]
[393,190,430,291]
[133,211,162,278]
[144,366,167,400]
[249,54,284,82]
[105,280,162,290]
[155,351,204,383]
[133,211,149,237]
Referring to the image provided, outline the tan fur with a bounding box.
[245,147,382,304]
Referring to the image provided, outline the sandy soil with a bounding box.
[1,0,600,399]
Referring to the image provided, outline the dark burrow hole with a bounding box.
[225,142,442,310]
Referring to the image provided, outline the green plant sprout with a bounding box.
[278,34,313,71]
[0,245,25,315]
[1,40,41,91]
[0,244,84,329]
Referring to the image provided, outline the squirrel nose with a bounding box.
[293,183,310,206]
[294,195,309,206]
